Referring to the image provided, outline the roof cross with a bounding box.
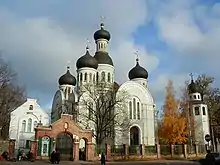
[189,73,194,81]
[134,50,140,62]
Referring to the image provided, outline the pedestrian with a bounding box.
[205,149,215,165]
[100,152,106,165]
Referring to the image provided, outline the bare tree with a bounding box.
[0,56,26,139]
[78,82,130,146]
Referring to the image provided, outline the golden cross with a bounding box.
[86,38,91,49]
[100,15,106,24]
[189,73,193,80]
[134,50,140,62]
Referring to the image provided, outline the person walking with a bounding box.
[100,152,106,165]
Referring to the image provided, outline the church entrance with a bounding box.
[56,132,73,161]
[130,126,140,145]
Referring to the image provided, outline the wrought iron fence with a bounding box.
[129,145,140,155]
[95,145,106,156]
[187,145,195,154]
[174,145,183,155]
[144,145,156,155]
[160,145,170,156]
[111,145,124,156]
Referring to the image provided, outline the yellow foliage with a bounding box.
[159,80,188,144]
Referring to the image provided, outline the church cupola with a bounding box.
[188,73,201,102]
[93,22,113,66]
[128,58,148,80]
[76,46,98,70]
[58,66,76,86]
[94,23,111,41]
[76,45,98,86]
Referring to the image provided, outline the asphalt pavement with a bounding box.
[0,160,203,165]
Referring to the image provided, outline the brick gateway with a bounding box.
[31,114,95,161]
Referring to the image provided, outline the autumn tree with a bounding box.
[78,82,130,146]
[0,56,26,139]
[159,80,187,144]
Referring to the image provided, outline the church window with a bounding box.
[96,72,99,82]
[77,74,79,81]
[198,95,200,99]
[202,107,206,115]
[84,72,87,82]
[93,74,95,83]
[193,95,196,99]
[34,121,38,128]
[137,102,140,119]
[21,120,26,132]
[88,102,93,119]
[89,73,92,82]
[101,71,105,82]
[80,73,83,81]
[107,73,111,82]
[29,105,33,110]
[133,98,136,119]
[129,101,132,119]
[27,118,32,132]
[194,107,200,115]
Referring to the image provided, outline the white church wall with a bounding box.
[9,98,50,149]
[116,81,155,146]
[192,104,210,145]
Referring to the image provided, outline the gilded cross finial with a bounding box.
[134,50,139,62]
[100,15,105,24]
[189,73,194,81]
[86,38,91,50]
[67,61,71,70]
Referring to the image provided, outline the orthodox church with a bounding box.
[51,22,156,146]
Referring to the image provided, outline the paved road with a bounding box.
[0,160,203,165]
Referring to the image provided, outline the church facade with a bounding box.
[51,22,156,147]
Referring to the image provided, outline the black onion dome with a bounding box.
[128,59,148,80]
[188,79,199,94]
[59,67,76,86]
[94,51,113,66]
[94,23,111,41]
[76,47,98,69]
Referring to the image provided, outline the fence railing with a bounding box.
[107,144,207,157]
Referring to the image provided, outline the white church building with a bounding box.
[51,22,156,146]
[9,98,50,149]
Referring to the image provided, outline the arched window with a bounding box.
[77,74,79,81]
[34,121,38,128]
[29,105,33,110]
[129,101,132,119]
[84,72,87,82]
[89,73,92,82]
[96,72,99,82]
[93,74,95,83]
[107,73,111,82]
[80,73,83,81]
[21,120,26,132]
[133,98,136,119]
[101,71,105,82]
[137,102,140,119]
[27,118,32,132]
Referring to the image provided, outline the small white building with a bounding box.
[9,98,50,149]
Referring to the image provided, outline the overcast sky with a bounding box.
[0,0,220,111]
